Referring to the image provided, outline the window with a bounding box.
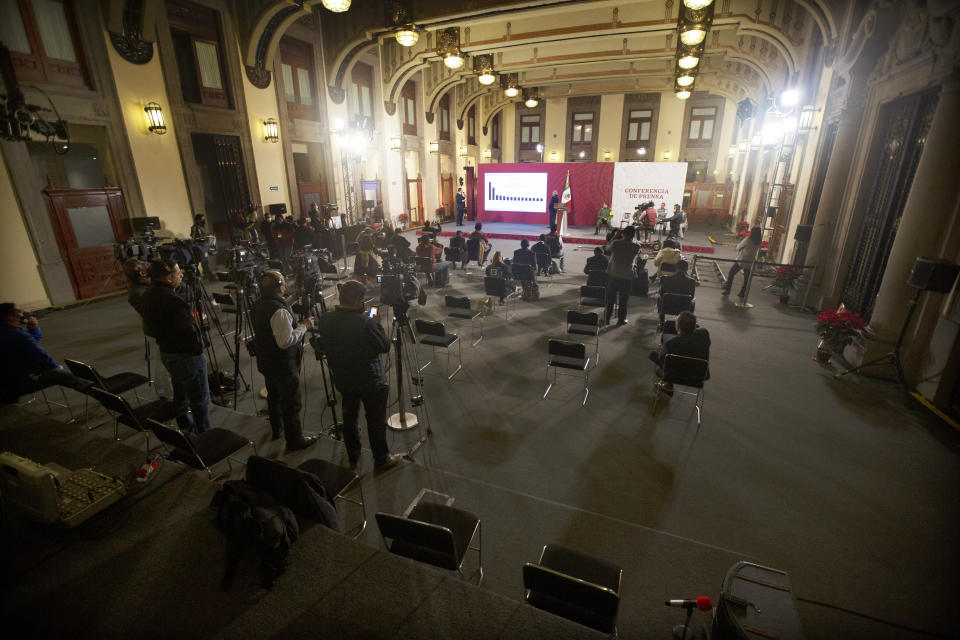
[491,113,500,149]
[570,112,593,145]
[401,81,417,136]
[688,106,717,147]
[0,0,88,88]
[350,62,374,128]
[626,109,652,149]
[168,0,230,108]
[520,114,540,150]
[279,36,316,120]
[467,105,476,145]
[439,94,450,141]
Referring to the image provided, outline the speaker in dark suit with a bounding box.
[907,258,960,293]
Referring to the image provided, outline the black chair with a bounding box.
[17,381,75,422]
[466,238,484,266]
[586,270,608,287]
[87,386,183,453]
[297,458,366,539]
[147,419,256,479]
[484,277,518,320]
[512,263,536,285]
[543,339,590,406]
[445,295,482,346]
[566,311,600,368]
[415,256,436,287]
[651,354,709,425]
[444,246,464,268]
[65,358,149,426]
[375,502,483,584]
[523,544,622,634]
[659,293,694,337]
[414,319,461,380]
[579,285,606,314]
[534,250,553,279]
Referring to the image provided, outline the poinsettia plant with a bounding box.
[816,308,868,351]
[773,266,804,292]
[738,228,750,238]
[737,220,749,231]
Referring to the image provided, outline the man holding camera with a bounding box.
[605,225,640,326]
[140,259,211,433]
[250,270,316,450]
[316,280,402,471]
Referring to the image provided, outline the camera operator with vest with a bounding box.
[250,270,317,450]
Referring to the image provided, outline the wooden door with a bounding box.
[440,175,453,221]
[406,176,423,227]
[44,187,130,300]
[465,167,476,221]
[299,181,329,217]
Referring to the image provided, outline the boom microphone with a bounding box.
[665,596,712,611]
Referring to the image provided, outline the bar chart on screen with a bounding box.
[483,172,548,213]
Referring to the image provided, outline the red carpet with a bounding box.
[416,230,715,254]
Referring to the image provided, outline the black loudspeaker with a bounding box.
[794,224,812,243]
[907,257,960,293]
[268,203,287,216]
[766,206,777,220]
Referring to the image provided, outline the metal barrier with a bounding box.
[690,254,816,310]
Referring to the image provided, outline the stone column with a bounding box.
[868,76,960,354]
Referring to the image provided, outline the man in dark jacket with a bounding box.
[513,238,536,268]
[455,188,466,226]
[260,213,277,258]
[658,259,697,322]
[250,270,316,450]
[605,225,640,326]
[548,190,560,229]
[140,259,210,433]
[316,281,403,471]
[532,234,552,275]
[649,311,710,395]
[583,247,609,275]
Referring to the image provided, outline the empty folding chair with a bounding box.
[586,270,608,288]
[651,354,709,425]
[543,339,590,406]
[579,285,606,315]
[483,277,518,320]
[566,311,600,368]
[65,358,149,426]
[147,419,256,479]
[445,295,482,346]
[87,387,182,456]
[659,292,694,338]
[523,544,622,634]
[534,251,553,280]
[414,319,462,380]
[298,458,366,539]
[376,502,483,584]
[415,256,436,287]
[17,382,75,422]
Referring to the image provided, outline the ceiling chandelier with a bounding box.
[501,73,520,98]
[474,54,496,85]
[437,27,464,69]
[320,0,351,13]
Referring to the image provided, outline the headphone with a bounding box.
[260,270,285,290]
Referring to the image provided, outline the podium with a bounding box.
[556,204,569,235]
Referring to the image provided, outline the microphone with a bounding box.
[665,596,712,611]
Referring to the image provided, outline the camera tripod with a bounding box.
[385,301,434,461]
[297,289,345,441]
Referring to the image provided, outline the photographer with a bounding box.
[140,259,211,434]
[315,280,402,471]
[250,271,316,450]
[605,225,640,326]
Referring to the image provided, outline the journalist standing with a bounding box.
[140,259,211,433]
[250,270,316,450]
[605,225,640,326]
[316,280,402,471]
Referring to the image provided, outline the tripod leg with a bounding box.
[833,352,895,379]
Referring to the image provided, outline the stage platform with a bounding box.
[422,222,715,254]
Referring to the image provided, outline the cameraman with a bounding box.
[250,271,316,450]
[315,280,402,471]
[140,259,211,434]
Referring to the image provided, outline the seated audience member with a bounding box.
[295,217,315,249]
[545,224,565,272]
[595,203,613,234]
[648,310,710,395]
[659,259,697,317]
[654,238,682,279]
[353,235,382,282]
[513,238,536,268]
[415,235,451,286]
[468,223,490,265]
[485,251,515,302]
[532,234,553,275]
[389,228,413,258]
[584,247,609,275]
[375,226,394,249]
[0,302,92,403]
[446,230,466,269]
[424,220,442,238]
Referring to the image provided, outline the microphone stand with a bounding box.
[672,608,695,640]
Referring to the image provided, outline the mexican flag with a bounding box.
[559,170,572,235]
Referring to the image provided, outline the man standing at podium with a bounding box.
[548,189,560,229]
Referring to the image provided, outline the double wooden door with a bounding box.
[44,187,130,300]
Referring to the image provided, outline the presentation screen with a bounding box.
[483,172,548,213]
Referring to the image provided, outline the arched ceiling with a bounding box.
[239,0,842,114]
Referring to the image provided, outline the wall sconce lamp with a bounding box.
[429,141,439,153]
[737,140,749,153]
[663,150,671,160]
[144,102,166,135]
[389,137,402,152]
[637,147,646,156]
[483,148,492,159]
[799,105,819,131]
[458,145,468,157]
[263,118,279,143]
[548,151,559,161]
[750,133,762,149]
[728,145,737,157]
[603,151,611,161]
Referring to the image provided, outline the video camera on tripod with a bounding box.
[216,243,268,286]
[380,255,422,308]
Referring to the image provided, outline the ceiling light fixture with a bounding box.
[676,74,695,87]
[678,54,700,70]
[676,89,691,100]
[321,0,351,13]
[523,88,540,108]
[395,25,419,47]
[680,28,706,45]
[438,27,464,70]
[473,54,496,85]
[683,0,714,9]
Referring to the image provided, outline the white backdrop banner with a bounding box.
[610,162,688,222]
[483,172,548,213]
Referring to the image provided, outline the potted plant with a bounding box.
[814,308,868,363]
[772,266,803,304]
[396,212,409,229]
